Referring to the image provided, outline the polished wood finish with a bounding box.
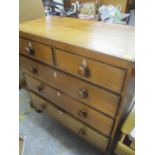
[19,16,134,67]
[20,38,53,65]
[54,49,126,93]
[25,74,113,136]
[20,16,134,154]
[30,92,109,152]
[20,56,120,118]
[20,56,52,81]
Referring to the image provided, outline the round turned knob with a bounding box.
[78,109,87,118]
[26,47,35,56]
[37,84,44,92]
[78,88,88,99]
[41,104,47,110]
[78,65,89,77]
[78,128,86,135]
[30,66,38,74]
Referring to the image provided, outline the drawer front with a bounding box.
[30,92,109,151]
[20,56,120,118]
[19,38,53,65]
[20,55,52,82]
[26,74,113,136]
[54,49,126,93]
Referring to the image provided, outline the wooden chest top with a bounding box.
[19,16,135,63]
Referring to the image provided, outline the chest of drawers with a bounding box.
[19,16,135,154]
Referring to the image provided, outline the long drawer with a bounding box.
[19,38,53,65]
[20,56,120,118]
[54,49,126,94]
[25,74,114,136]
[30,92,109,152]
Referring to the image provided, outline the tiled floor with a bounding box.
[19,88,103,155]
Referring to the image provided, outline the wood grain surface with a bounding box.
[54,48,126,93]
[20,56,120,118]
[19,16,134,63]
[20,38,53,65]
[26,74,114,136]
[19,16,135,154]
[30,91,109,151]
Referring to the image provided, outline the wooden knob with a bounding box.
[37,84,44,92]
[78,65,89,77]
[78,88,88,99]
[78,128,86,135]
[26,47,35,56]
[30,66,38,74]
[78,109,87,118]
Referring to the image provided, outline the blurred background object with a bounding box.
[42,0,64,16]
[127,10,135,26]
[98,4,132,24]
[80,2,98,15]
[42,0,78,17]
[78,1,99,20]
[41,0,135,25]
[70,0,135,13]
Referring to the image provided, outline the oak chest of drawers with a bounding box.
[19,16,135,154]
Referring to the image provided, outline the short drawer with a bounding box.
[54,49,126,93]
[20,56,120,118]
[20,55,52,82]
[25,74,114,136]
[30,92,109,152]
[19,38,53,65]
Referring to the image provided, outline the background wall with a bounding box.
[19,0,45,22]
